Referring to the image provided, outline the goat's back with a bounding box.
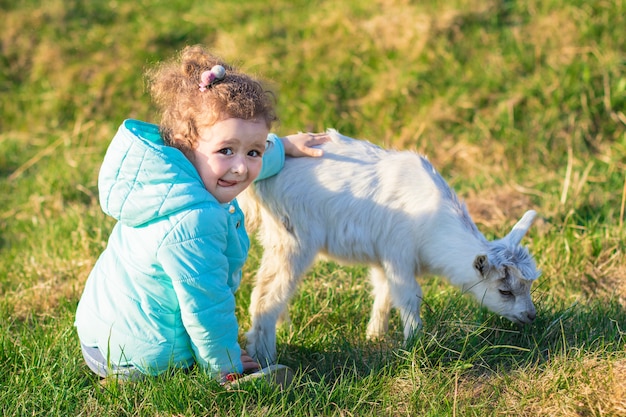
[242,131,448,263]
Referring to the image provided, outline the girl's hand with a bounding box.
[222,349,260,383]
[240,349,260,374]
[280,132,329,158]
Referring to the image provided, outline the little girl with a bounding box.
[75,45,327,382]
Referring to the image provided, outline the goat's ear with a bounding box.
[473,254,489,277]
[507,210,537,245]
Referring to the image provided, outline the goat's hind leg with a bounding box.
[246,235,316,367]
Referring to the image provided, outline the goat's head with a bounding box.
[469,210,541,324]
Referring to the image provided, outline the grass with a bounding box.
[1,0,625,415]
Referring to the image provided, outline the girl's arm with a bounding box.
[257,132,329,181]
[157,210,243,378]
[256,134,285,181]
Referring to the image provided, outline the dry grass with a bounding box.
[495,357,626,416]
[5,258,92,320]
[1,0,624,416]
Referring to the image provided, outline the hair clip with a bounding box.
[198,65,226,92]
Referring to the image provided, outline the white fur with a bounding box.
[240,130,540,366]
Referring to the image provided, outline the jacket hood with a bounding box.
[98,119,216,227]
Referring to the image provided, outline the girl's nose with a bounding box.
[231,155,247,175]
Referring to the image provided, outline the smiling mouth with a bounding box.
[218,179,238,187]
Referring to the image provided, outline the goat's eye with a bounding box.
[499,289,513,297]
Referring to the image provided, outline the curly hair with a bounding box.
[145,45,278,156]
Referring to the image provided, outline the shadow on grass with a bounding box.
[274,295,626,383]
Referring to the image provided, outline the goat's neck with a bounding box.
[422,222,488,287]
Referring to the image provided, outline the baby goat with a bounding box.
[241,130,540,366]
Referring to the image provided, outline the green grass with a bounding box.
[1,0,625,415]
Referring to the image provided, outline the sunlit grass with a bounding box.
[1,0,625,415]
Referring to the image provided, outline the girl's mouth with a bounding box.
[218,179,238,187]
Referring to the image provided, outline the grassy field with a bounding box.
[1,0,625,415]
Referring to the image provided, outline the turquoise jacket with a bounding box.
[75,119,284,376]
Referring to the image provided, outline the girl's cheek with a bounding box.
[249,160,263,178]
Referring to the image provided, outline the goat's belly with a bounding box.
[318,249,378,266]
[321,236,380,264]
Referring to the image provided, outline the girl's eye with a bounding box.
[219,148,233,155]
[248,150,262,157]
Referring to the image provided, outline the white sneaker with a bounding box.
[224,364,294,390]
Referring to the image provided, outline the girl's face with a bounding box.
[192,118,269,203]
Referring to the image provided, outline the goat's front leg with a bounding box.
[383,262,423,341]
[246,236,316,367]
[366,266,392,339]
[246,260,284,367]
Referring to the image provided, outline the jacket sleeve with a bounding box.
[157,210,242,377]
[256,133,285,181]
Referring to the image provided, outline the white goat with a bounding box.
[241,130,540,366]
